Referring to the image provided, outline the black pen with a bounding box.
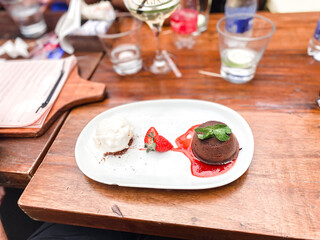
[35,60,65,114]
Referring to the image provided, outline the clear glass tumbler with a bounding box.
[217,14,275,84]
[195,0,212,34]
[96,13,143,76]
[170,0,198,49]
[1,0,47,38]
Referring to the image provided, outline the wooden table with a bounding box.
[19,12,320,240]
[0,11,104,188]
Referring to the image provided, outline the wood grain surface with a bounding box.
[0,52,104,188]
[19,12,320,240]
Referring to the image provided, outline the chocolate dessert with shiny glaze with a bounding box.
[191,121,239,165]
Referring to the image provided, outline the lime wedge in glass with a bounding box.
[223,48,256,68]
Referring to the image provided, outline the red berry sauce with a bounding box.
[172,125,236,178]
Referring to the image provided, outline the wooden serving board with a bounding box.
[0,65,106,138]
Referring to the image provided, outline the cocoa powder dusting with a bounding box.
[103,138,133,157]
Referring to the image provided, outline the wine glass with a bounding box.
[124,0,180,74]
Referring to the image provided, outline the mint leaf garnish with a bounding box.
[194,127,212,140]
[195,124,232,142]
[213,124,231,141]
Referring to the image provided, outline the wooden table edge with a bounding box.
[18,202,301,240]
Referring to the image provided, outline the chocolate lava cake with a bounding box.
[191,121,239,165]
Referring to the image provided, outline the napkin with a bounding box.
[55,0,81,54]
[55,0,115,54]
[0,38,29,58]
[81,0,116,20]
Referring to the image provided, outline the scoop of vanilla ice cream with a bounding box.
[93,116,133,153]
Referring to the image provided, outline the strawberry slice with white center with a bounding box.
[144,127,173,153]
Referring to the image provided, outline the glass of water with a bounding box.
[1,0,47,38]
[196,0,212,34]
[217,14,275,84]
[96,13,143,76]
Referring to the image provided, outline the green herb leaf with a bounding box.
[195,124,232,142]
[195,127,212,140]
[213,124,231,141]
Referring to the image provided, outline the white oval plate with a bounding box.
[75,99,254,190]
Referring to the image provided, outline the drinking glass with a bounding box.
[96,13,143,75]
[170,0,198,49]
[1,0,47,38]
[217,14,275,84]
[196,0,212,34]
[124,0,180,74]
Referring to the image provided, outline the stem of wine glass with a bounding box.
[147,20,171,74]
[150,22,164,62]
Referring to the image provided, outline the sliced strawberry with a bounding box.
[154,135,173,152]
[144,127,159,152]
